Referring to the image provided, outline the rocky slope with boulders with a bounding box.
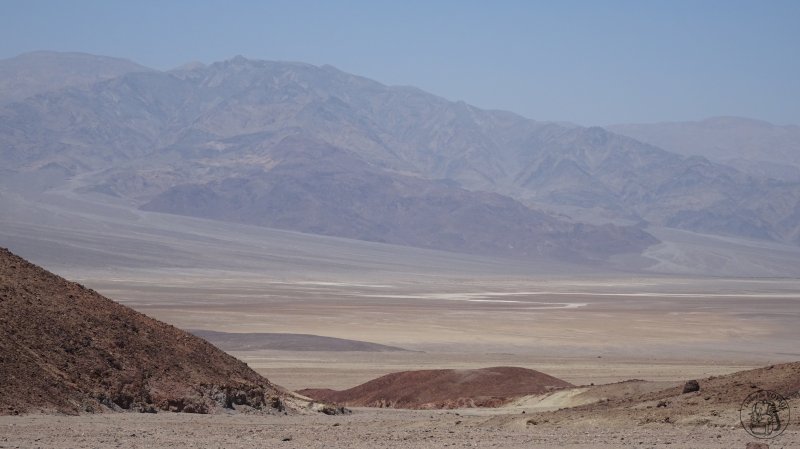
[494,361,800,430]
[0,248,294,415]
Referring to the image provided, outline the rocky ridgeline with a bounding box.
[0,248,296,415]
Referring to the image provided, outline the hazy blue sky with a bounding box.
[1,0,798,126]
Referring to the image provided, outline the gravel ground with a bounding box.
[1,410,797,449]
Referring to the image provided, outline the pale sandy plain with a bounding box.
[85,272,800,390]
[1,269,787,449]
[1,190,799,447]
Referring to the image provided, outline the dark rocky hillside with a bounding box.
[0,248,289,415]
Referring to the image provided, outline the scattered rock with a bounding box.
[746,442,769,449]
[319,405,350,415]
[682,380,700,393]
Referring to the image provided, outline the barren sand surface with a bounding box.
[1,410,797,448]
[234,351,764,392]
[5,260,798,448]
[74,271,800,391]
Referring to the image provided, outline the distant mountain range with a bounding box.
[0,51,151,105]
[1,52,798,264]
[609,117,800,182]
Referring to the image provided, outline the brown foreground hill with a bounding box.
[491,360,800,432]
[298,366,573,409]
[0,248,293,415]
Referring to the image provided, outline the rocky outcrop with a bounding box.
[0,248,289,415]
[681,379,700,394]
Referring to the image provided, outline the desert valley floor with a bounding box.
[1,193,799,447]
[2,267,798,448]
[80,272,800,390]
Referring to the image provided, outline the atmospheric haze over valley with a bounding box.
[1,21,800,449]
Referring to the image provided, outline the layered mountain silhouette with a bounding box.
[609,117,800,182]
[0,51,150,106]
[1,52,798,260]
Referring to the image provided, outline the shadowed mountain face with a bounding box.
[1,53,799,259]
[0,248,290,415]
[190,330,409,352]
[140,136,656,260]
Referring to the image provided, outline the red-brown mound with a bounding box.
[298,366,573,409]
[0,248,287,415]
